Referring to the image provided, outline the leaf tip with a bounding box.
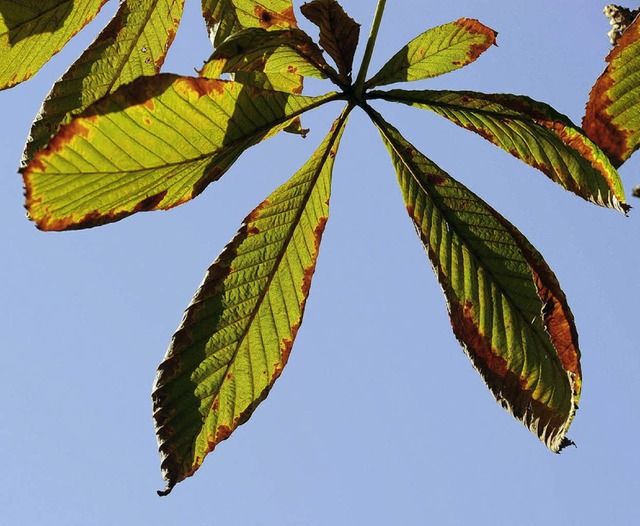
[157,485,174,497]
[556,437,577,453]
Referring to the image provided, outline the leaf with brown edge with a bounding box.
[369,109,581,453]
[23,0,185,164]
[201,0,297,48]
[300,0,360,83]
[200,27,330,93]
[22,74,338,231]
[152,108,350,495]
[371,89,629,213]
[583,15,640,168]
[366,18,497,88]
[0,0,107,90]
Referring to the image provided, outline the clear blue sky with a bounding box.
[1,1,638,525]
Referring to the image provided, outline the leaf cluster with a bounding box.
[1,0,639,495]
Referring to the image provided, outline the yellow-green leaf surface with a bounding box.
[202,0,296,48]
[200,28,329,94]
[299,0,360,83]
[0,0,107,90]
[583,16,640,167]
[22,75,337,231]
[366,19,497,89]
[24,0,185,163]
[372,89,628,212]
[152,110,349,495]
[371,111,581,452]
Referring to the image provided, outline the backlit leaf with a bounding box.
[200,27,330,93]
[300,0,360,83]
[202,0,296,48]
[152,109,349,495]
[371,111,581,452]
[366,18,496,88]
[372,89,629,212]
[24,0,185,163]
[583,15,640,167]
[22,75,337,231]
[0,0,107,90]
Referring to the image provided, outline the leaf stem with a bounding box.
[354,0,387,97]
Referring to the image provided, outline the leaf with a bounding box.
[366,18,497,88]
[370,110,581,452]
[583,15,640,168]
[0,0,107,90]
[200,27,330,94]
[372,89,629,213]
[201,0,297,48]
[152,108,350,495]
[23,0,185,163]
[22,75,337,231]
[300,0,360,82]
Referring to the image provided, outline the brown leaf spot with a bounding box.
[452,18,498,62]
[176,77,225,99]
[255,5,296,30]
[214,425,233,444]
[583,33,635,168]
[136,190,168,212]
[273,323,300,382]
[406,204,415,218]
[426,172,446,185]
[192,165,224,198]
[260,10,273,23]
[300,216,328,298]
[449,296,573,450]
[485,206,582,383]
[452,299,516,386]
[154,27,178,72]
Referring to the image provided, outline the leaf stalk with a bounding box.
[353,0,386,98]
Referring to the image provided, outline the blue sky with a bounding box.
[1,1,638,524]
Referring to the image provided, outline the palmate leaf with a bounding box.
[24,0,185,163]
[583,15,640,168]
[371,110,581,452]
[200,27,330,93]
[202,0,296,48]
[366,18,497,88]
[372,89,629,212]
[152,108,350,495]
[300,0,360,83]
[22,75,337,231]
[0,0,107,90]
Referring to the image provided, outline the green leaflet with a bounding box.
[200,28,330,94]
[22,75,337,231]
[372,89,629,212]
[201,0,296,48]
[366,18,496,88]
[371,110,581,452]
[300,0,360,83]
[24,0,185,163]
[583,16,640,168]
[152,108,350,495]
[0,0,107,90]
